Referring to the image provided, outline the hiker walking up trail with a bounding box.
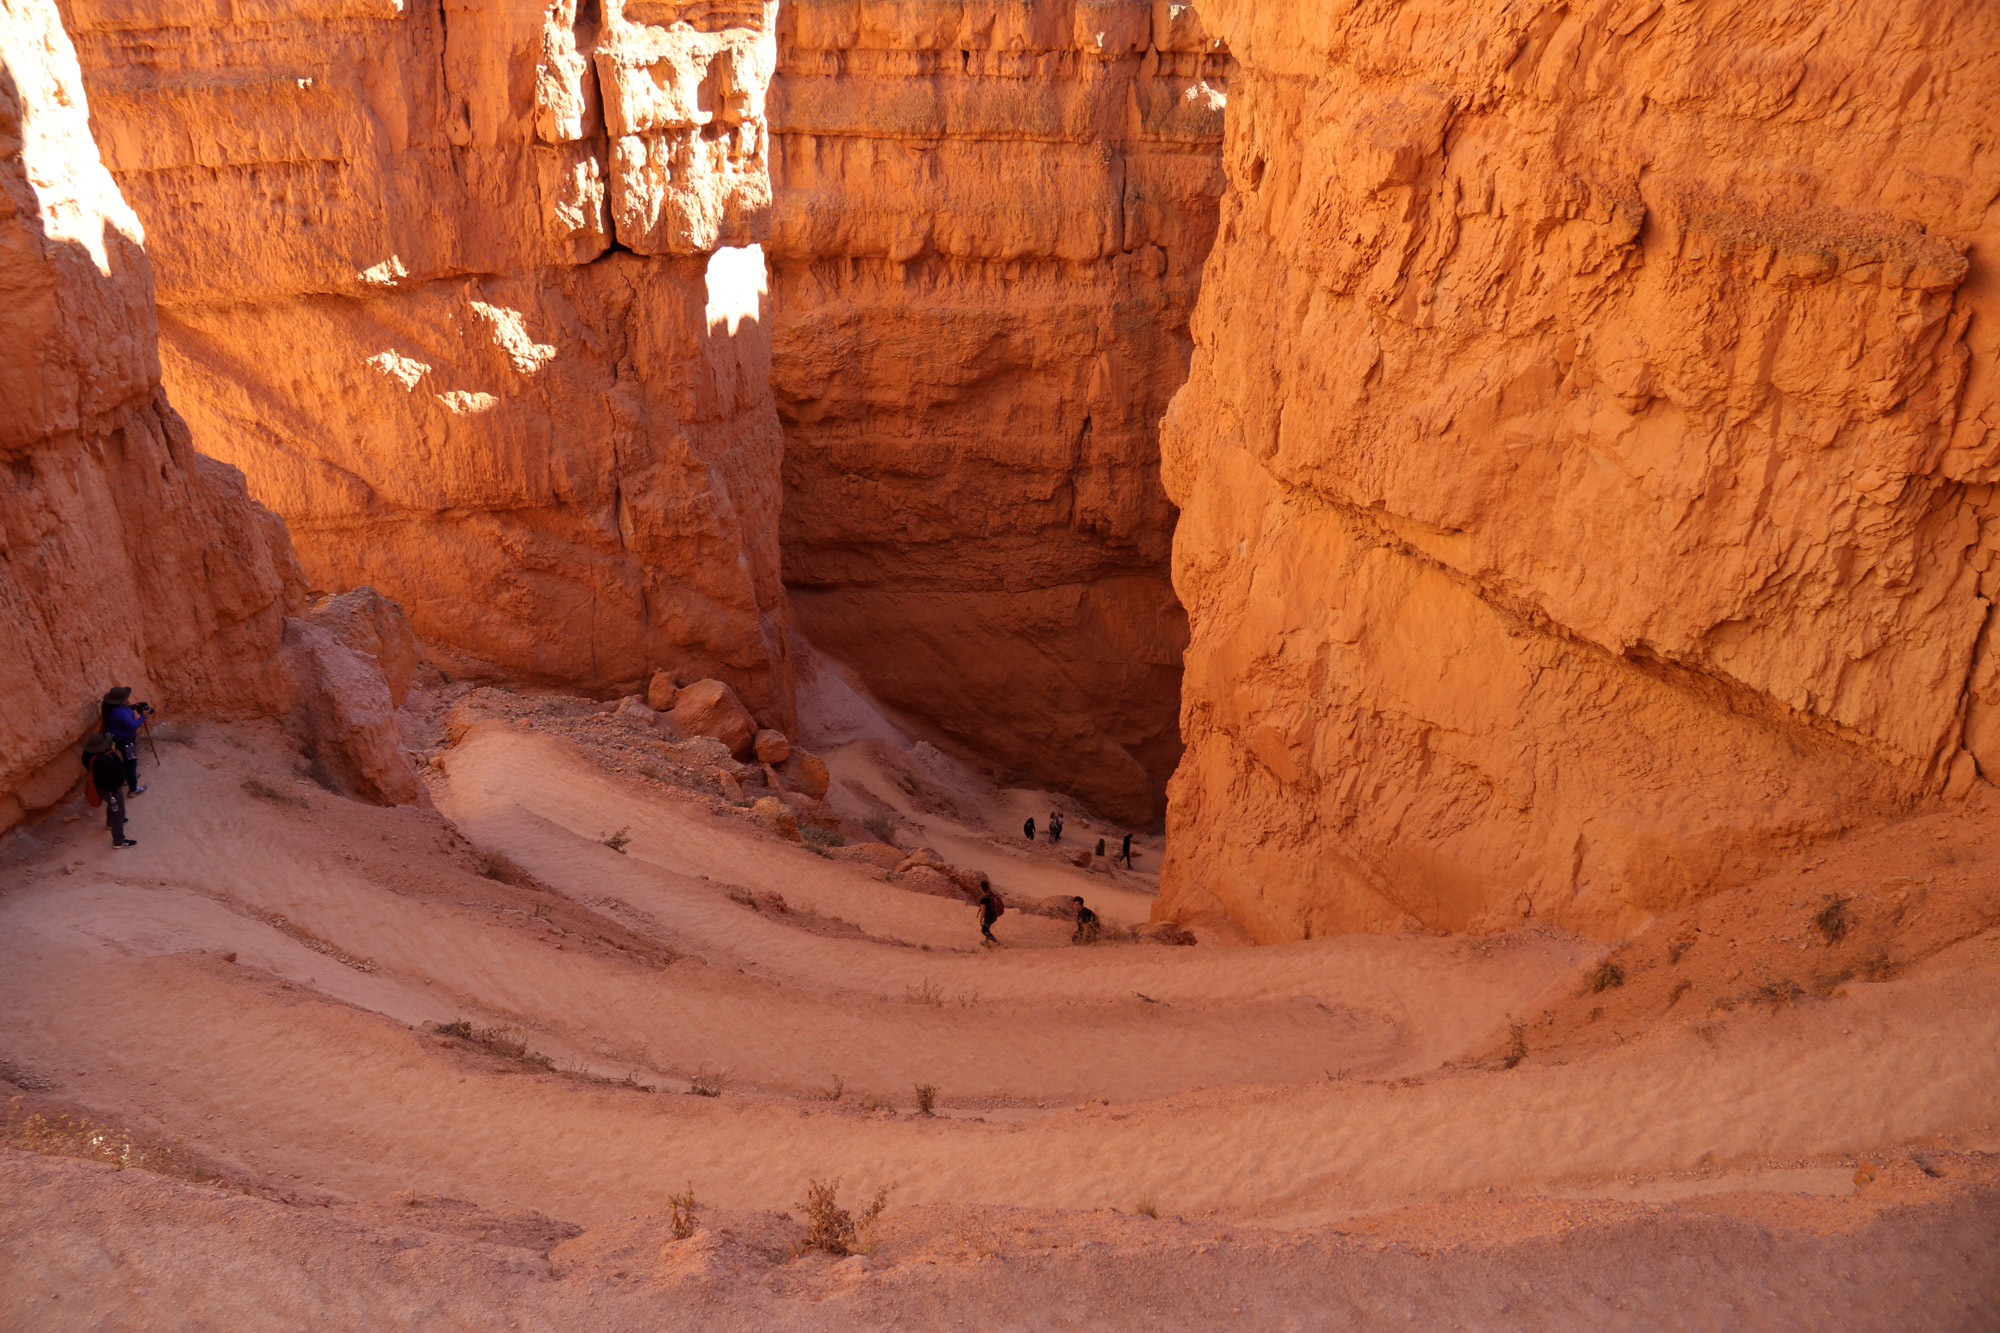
[1047,811,1063,844]
[1071,897,1100,945]
[1023,816,1036,841]
[1120,833,1134,869]
[82,734,137,848]
[976,883,1005,944]
[100,686,150,796]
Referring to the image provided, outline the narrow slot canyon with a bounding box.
[4,0,2000,1324]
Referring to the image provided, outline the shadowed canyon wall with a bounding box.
[766,0,1230,823]
[62,0,797,724]
[1156,0,2000,940]
[1,0,303,828]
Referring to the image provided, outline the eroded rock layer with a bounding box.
[63,0,797,724]
[1158,0,2000,939]
[1,0,302,828]
[767,0,1231,823]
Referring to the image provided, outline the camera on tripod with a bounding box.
[133,701,154,716]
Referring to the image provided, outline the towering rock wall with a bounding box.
[767,0,1230,823]
[63,0,796,724]
[1158,0,2000,940]
[1,0,303,830]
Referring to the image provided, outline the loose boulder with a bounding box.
[278,619,428,806]
[753,728,792,764]
[831,842,905,870]
[646,670,679,712]
[668,679,757,758]
[776,748,830,799]
[306,587,418,708]
[751,795,800,840]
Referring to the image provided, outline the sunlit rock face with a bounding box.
[63,0,796,724]
[766,0,1232,824]
[1,0,303,828]
[1156,0,2000,941]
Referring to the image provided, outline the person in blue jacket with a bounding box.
[100,686,150,796]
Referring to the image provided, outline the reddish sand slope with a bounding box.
[2,710,1996,1327]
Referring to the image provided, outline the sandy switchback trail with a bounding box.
[3,713,1998,1328]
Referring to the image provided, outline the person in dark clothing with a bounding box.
[976,883,1005,943]
[100,686,149,796]
[1120,833,1134,869]
[1070,896,1100,945]
[82,734,137,848]
[1024,816,1036,841]
[1095,837,1106,860]
[1047,811,1063,844]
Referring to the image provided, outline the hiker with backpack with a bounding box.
[81,734,137,848]
[976,882,1005,944]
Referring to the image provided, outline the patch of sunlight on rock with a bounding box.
[705,244,766,336]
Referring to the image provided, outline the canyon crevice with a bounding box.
[1155,0,2000,940]
[766,0,1230,824]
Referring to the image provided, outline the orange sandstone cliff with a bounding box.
[766,0,1230,823]
[61,0,797,724]
[1156,0,2000,940]
[1,0,302,829]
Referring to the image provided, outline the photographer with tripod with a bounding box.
[100,686,156,797]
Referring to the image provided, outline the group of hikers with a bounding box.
[973,884,1099,948]
[1021,811,1136,870]
[973,808,1134,946]
[80,686,153,849]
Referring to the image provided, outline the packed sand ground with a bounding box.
[2,692,1998,1329]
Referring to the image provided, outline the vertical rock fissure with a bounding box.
[766,0,1233,825]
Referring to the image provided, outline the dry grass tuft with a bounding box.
[241,776,307,808]
[1754,976,1805,1007]
[477,849,544,890]
[729,888,789,914]
[601,826,633,854]
[687,1066,726,1098]
[1588,959,1626,992]
[4,1101,202,1181]
[904,977,945,1007]
[796,1177,890,1256]
[1132,1192,1159,1219]
[433,1020,554,1070]
[1666,932,1697,965]
[1813,895,1850,945]
[801,824,847,856]
[1501,1022,1527,1070]
[914,1084,937,1116]
[667,1182,700,1240]
[863,812,898,845]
